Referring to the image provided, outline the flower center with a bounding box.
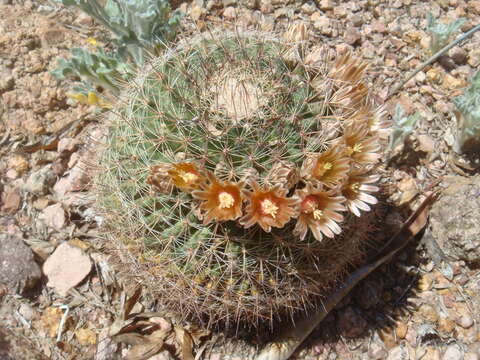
[218,191,235,209]
[346,143,362,156]
[315,161,333,177]
[179,171,198,184]
[352,143,363,153]
[313,209,323,220]
[260,198,279,218]
[301,196,318,214]
[350,182,360,192]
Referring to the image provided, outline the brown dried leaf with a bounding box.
[124,341,164,360]
[113,333,146,346]
[117,329,169,360]
[174,326,194,360]
[125,287,142,319]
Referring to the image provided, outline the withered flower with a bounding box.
[147,163,174,194]
[264,161,299,190]
[301,145,350,187]
[294,184,346,241]
[350,105,389,134]
[329,53,368,85]
[168,162,204,192]
[340,121,381,164]
[240,182,299,233]
[342,170,380,217]
[192,172,243,224]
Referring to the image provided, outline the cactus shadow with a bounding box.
[296,227,427,357]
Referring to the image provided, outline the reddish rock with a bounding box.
[1,187,21,213]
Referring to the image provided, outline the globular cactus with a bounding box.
[95,28,387,329]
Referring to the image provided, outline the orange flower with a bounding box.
[340,121,381,165]
[294,184,346,241]
[341,170,380,217]
[301,145,350,187]
[240,182,299,232]
[168,162,204,192]
[192,172,243,224]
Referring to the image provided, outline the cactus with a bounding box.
[95,29,388,329]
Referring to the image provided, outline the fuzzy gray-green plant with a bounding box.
[387,104,420,154]
[95,29,388,329]
[53,0,181,97]
[453,70,480,154]
[426,12,465,54]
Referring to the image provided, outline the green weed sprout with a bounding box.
[426,12,465,54]
[53,0,181,101]
[453,70,480,154]
[387,104,420,154]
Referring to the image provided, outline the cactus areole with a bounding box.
[97,30,387,330]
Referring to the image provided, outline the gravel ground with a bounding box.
[1,0,480,359]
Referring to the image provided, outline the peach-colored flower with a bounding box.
[192,172,243,224]
[240,182,299,232]
[341,170,380,217]
[301,145,350,187]
[168,162,204,192]
[340,121,381,164]
[294,184,346,241]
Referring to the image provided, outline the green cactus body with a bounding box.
[97,29,387,329]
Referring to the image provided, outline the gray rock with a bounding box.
[0,234,41,294]
[387,345,409,360]
[23,165,56,196]
[430,176,480,265]
[443,344,463,360]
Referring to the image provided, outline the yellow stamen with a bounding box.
[323,162,333,170]
[218,191,235,209]
[86,37,98,46]
[352,143,363,153]
[261,199,279,218]
[350,183,360,192]
[179,171,198,184]
[313,209,323,220]
[302,198,318,213]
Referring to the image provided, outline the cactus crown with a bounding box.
[97,29,386,329]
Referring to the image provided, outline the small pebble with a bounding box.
[443,344,463,360]
[457,315,474,329]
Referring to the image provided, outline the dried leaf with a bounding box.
[174,326,194,360]
[116,329,169,360]
[113,333,145,346]
[125,287,142,320]
[40,307,64,338]
[75,327,97,345]
[124,341,164,360]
